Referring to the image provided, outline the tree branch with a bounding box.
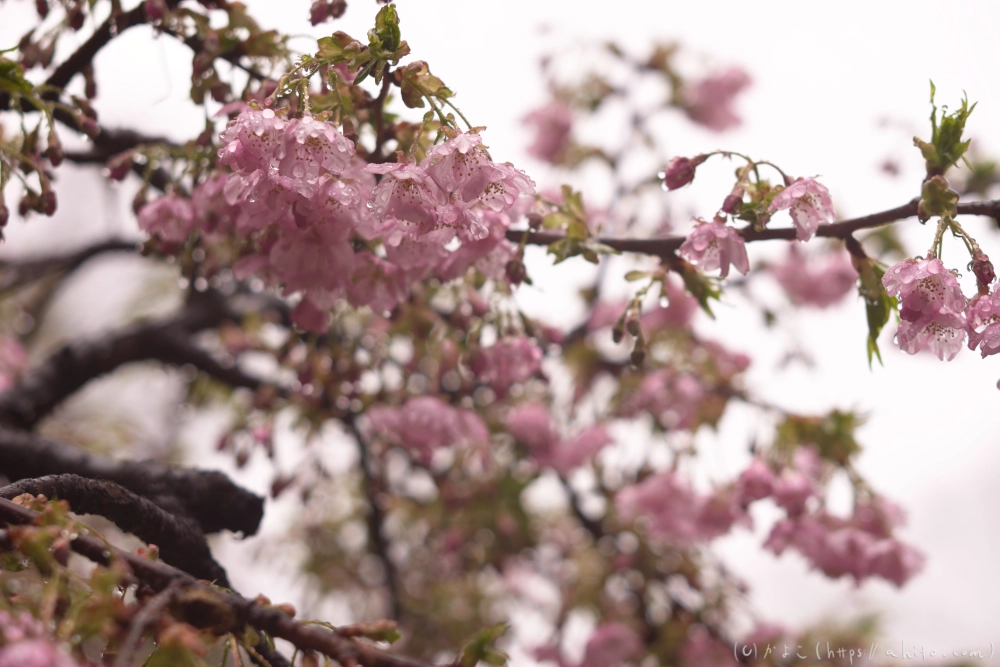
[0,429,263,536]
[0,474,229,585]
[0,497,440,667]
[507,198,1000,259]
[0,238,137,293]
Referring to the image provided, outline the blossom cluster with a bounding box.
[742,450,923,586]
[365,396,489,464]
[0,611,79,667]
[772,244,857,308]
[139,109,535,331]
[505,402,614,474]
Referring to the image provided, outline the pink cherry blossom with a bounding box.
[882,257,967,321]
[617,472,746,545]
[661,156,699,190]
[678,221,749,278]
[423,132,496,203]
[737,458,774,503]
[772,244,857,307]
[218,107,288,174]
[578,623,643,667]
[682,67,751,132]
[967,288,1000,357]
[768,177,835,241]
[866,538,925,587]
[549,424,614,474]
[619,370,705,430]
[505,402,558,453]
[268,221,355,295]
[0,640,80,667]
[366,161,443,234]
[137,195,195,244]
[680,625,739,667]
[894,311,967,361]
[473,337,543,397]
[523,102,573,164]
[347,253,408,314]
[367,396,488,463]
[772,470,817,516]
[279,115,355,189]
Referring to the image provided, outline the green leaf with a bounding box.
[368,3,401,59]
[624,270,651,282]
[0,56,33,95]
[856,258,897,368]
[914,82,976,175]
[676,262,720,318]
[458,624,510,667]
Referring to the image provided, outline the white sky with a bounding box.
[4,0,1000,662]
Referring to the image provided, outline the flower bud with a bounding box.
[972,250,996,290]
[38,191,57,216]
[661,154,706,190]
[721,186,744,215]
[505,259,526,286]
[527,212,543,230]
[45,132,64,167]
[35,0,49,18]
[0,205,8,227]
[625,317,641,337]
[145,0,167,22]
[68,4,85,30]
[79,116,100,138]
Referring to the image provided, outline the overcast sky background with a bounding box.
[3,0,1000,662]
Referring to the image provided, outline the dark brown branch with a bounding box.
[350,421,401,622]
[0,474,229,585]
[0,429,263,536]
[0,288,251,430]
[507,198,1000,259]
[0,497,439,667]
[0,238,137,292]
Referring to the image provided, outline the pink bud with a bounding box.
[37,191,57,216]
[662,155,706,190]
[973,250,995,290]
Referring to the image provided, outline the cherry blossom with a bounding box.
[681,67,751,132]
[366,396,489,463]
[578,624,644,667]
[768,177,835,241]
[772,245,857,307]
[523,102,573,164]
[471,336,543,397]
[967,288,1000,357]
[661,156,701,190]
[0,640,80,667]
[882,257,967,320]
[137,195,195,244]
[678,221,749,278]
[737,458,774,503]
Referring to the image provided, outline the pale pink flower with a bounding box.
[616,472,708,545]
[0,338,27,393]
[505,403,558,452]
[0,640,80,667]
[680,625,739,667]
[549,425,614,474]
[290,296,329,333]
[268,222,354,295]
[137,195,195,243]
[579,623,643,667]
[682,67,751,132]
[768,177,835,241]
[697,486,750,539]
[866,539,925,587]
[882,257,967,321]
[894,312,967,361]
[279,115,354,189]
[619,370,704,430]
[678,221,749,278]
[772,470,817,516]
[479,162,536,213]
[737,458,774,503]
[366,161,443,234]
[967,288,1000,357]
[772,244,857,307]
[523,102,573,165]
[367,397,488,463]
[347,253,408,314]
[218,108,288,174]
[473,337,543,397]
[423,132,496,203]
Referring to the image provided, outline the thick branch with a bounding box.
[0,429,263,536]
[0,288,252,430]
[0,474,229,585]
[0,239,137,292]
[0,497,438,667]
[508,198,1000,259]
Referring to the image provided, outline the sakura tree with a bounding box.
[0,1,993,666]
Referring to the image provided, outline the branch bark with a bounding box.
[0,496,439,667]
[0,474,230,585]
[0,429,263,536]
